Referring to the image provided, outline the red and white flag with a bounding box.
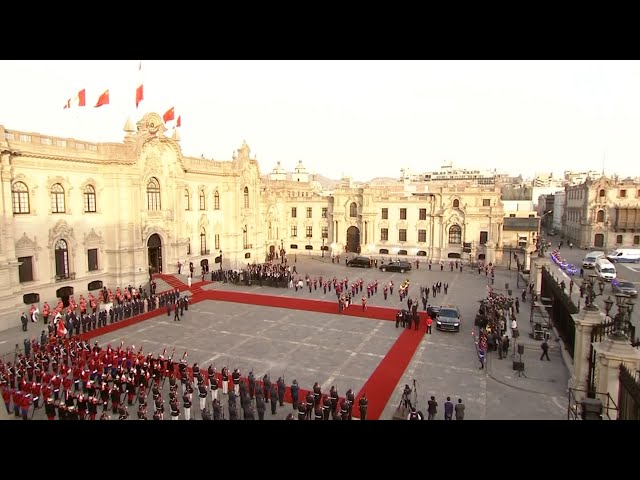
[136,61,144,109]
[95,89,110,108]
[176,115,181,128]
[57,318,67,337]
[163,107,175,123]
[63,89,86,109]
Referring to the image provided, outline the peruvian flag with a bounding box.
[95,89,110,108]
[63,89,86,109]
[57,317,67,337]
[136,61,144,109]
[176,115,181,128]
[163,107,175,124]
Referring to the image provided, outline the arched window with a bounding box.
[350,202,357,217]
[184,190,190,211]
[214,191,220,210]
[200,227,207,254]
[199,190,206,210]
[448,225,462,245]
[599,189,605,198]
[55,239,69,278]
[244,186,249,208]
[596,210,605,223]
[11,181,30,214]
[50,183,65,213]
[453,199,460,208]
[616,235,623,244]
[83,185,96,213]
[147,177,161,211]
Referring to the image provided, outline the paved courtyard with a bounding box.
[3,255,570,420]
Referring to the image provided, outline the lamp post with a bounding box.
[219,250,223,271]
[322,236,325,258]
[583,273,603,311]
[602,293,635,341]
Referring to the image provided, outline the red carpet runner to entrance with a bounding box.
[80,274,426,419]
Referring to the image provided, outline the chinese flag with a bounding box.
[176,115,181,127]
[163,107,175,123]
[95,89,110,108]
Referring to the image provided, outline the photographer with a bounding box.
[401,384,413,410]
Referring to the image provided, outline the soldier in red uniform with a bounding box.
[42,302,50,325]
[20,392,31,420]
[2,386,11,414]
[31,381,41,410]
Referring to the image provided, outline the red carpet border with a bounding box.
[78,274,426,419]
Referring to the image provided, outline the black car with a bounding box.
[612,279,638,297]
[435,306,461,332]
[379,260,412,273]
[426,305,440,319]
[347,256,372,268]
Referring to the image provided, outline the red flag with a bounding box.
[56,317,67,337]
[176,115,181,128]
[77,89,86,107]
[136,61,143,108]
[95,90,110,108]
[163,107,175,123]
[136,84,143,108]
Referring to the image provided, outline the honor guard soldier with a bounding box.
[192,362,200,384]
[88,396,98,420]
[44,397,56,420]
[232,368,241,396]
[340,399,349,420]
[305,391,314,420]
[209,370,219,403]
[286,413,295,420]
[247,370,256,399]
[118,405,129,420]
[221,367,229,395]
[346,389,355,420]
[329,386,338,413]
[137,402,147,420]
[297,401,307,420]
[255,391,266,420]
[198,382,208,411]
[358,393,368,420]
[170,397,180,420]
[182,387,193,420]
[322,394,332,420]
[290,380,300,409]
[153,408,162,421]
[314,403,323,420]
[313,381,322,407]
[212,399,222,420]
[276,376,286,407]
[269,383,277,415]
[262,373,271,402]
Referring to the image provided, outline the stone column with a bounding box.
[592,336,640,419]
[532,256,549,297]
[569,307,606,400]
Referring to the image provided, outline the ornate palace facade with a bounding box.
[0,113,505,329]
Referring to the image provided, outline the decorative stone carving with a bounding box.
[144,152,162,177]
[84,228,104,245]
[49,220,76,246]
[198,214,210,229]
[15,232,35,251]
[136,113,167,138]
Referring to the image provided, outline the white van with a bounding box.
[582,251,605,269]
[606,248,640,264]
[595,258,617,282]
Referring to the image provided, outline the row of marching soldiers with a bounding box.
[1,335,370,420]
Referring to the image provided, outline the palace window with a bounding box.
[184,190,190,210]
[596,210,605,223]
[200,228,207,254]
[84,185,96,213]
[55,239,69,278]
[306,226,313,238]
[453,199,460,208]
[147,177,161,211]
[400,208,407,220]
[291,226,297,237]
[381,208,388,219]
[418,229,427,243]
[307,207,312,218]
[18,256,34,283]
[398,229,407,242]
[350,202,357,217]
[322,226,328,239]
[291,207,297,218]
[419,208,427,221]
[322,207,328,218]
[449,225,462,245]
[87,248,98,271]
[482,199,491,207]
[244,186,249,208]
[381,228,388,241]
[50,183,66,213]
[12,181,30,214]
[214,191,220,210]
[199,190,206,210]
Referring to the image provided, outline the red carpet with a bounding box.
[78,274,426,419]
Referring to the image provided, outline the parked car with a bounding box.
[379,260,412,273]
[427,305,441,319]
[346,256,372,268]
[435,306,461,332]
[611,279,638,297]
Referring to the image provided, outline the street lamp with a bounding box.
[583,273,603,311]
[322,236,325,258]
[603,293,635,341]
[219,250,223,270]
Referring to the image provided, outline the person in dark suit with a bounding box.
[444,397,454,420]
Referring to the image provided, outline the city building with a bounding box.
[552,191,565,232]
[562,176,640,250]
[500,185,540,269]
[399,161,507,186]
[0,114,507,330]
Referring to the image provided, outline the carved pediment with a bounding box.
[49,220,76,245]
[16,232,35,251]
[84,228,104,245]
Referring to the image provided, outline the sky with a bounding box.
[2,60,640,181]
